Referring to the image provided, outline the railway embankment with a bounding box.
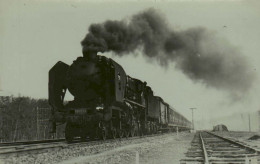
[0,132,194,164]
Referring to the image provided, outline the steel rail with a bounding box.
[0,144,67,156]
[0,139,65,147]
[206,131,260,154]
[199,132,209,164]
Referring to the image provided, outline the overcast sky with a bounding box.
[1,0,260,130]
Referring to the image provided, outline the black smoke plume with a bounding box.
[81,8,255,94]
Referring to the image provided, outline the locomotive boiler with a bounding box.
[49,50,191,142]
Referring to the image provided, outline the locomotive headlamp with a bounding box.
[96,104,104,111]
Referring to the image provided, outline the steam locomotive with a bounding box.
[49,50,191,142]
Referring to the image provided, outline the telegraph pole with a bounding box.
[248,113,251,132]
[37,106,39,140]
[190,108,196,130]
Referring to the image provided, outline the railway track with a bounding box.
[0,133,163,158]
[0,139,67,157]
[181,131,260,164]
[0,139,65,147]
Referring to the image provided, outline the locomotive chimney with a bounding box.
[82,46,97,60]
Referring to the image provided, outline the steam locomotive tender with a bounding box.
[49,50,191,142]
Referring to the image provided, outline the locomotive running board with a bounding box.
[124,99,146,108]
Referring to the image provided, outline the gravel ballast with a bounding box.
[61,132,194,164]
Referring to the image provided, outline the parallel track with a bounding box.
[181,131,260,164]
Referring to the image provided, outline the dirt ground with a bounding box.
[60,132,194,164]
